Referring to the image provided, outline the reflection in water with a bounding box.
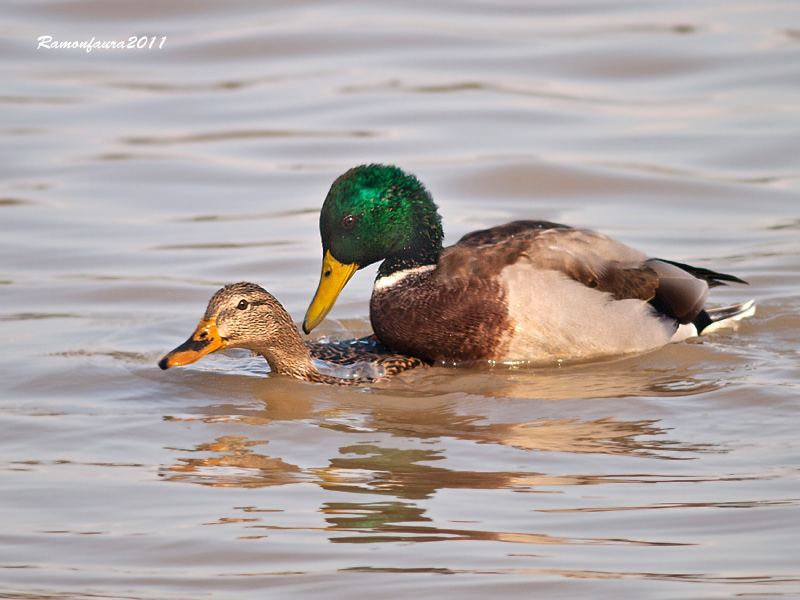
[314,443,552,501]
[320,501,685,546]
[493,418,702,456]
[162,434,304,488]
[161,391,716,487]
[325,413,716,458]
[160,386,728,547]
[341,566,797,586]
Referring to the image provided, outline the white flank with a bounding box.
[671,323,699,343]
[373,264,436,291]
[500,267,679,362]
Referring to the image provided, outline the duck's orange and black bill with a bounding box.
[158,317,226,370]
[302,250,359,334]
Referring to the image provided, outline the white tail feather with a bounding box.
[703,299,756,333]
[671,299,755,342]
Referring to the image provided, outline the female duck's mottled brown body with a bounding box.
[159,282,425,384]
[303,165,755,364]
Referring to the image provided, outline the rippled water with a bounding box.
[2,1,799,598]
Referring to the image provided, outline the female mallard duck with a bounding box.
[159,282,426,384]
[303,164,755,364]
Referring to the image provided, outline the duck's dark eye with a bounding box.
[342,214,356,229]
[236,299,249,310]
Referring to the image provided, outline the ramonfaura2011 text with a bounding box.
[37,36,166,53]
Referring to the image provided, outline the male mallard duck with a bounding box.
[159,282,426,384]
[303,164,755,364]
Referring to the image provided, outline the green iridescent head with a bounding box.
[303,164,444,333]
[320,164,443,268]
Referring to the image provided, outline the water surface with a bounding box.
[2,1,799,598]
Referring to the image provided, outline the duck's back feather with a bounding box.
[442,221,653,296]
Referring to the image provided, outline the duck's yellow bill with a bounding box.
[303,250,359,334]
[158,317,227,369]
